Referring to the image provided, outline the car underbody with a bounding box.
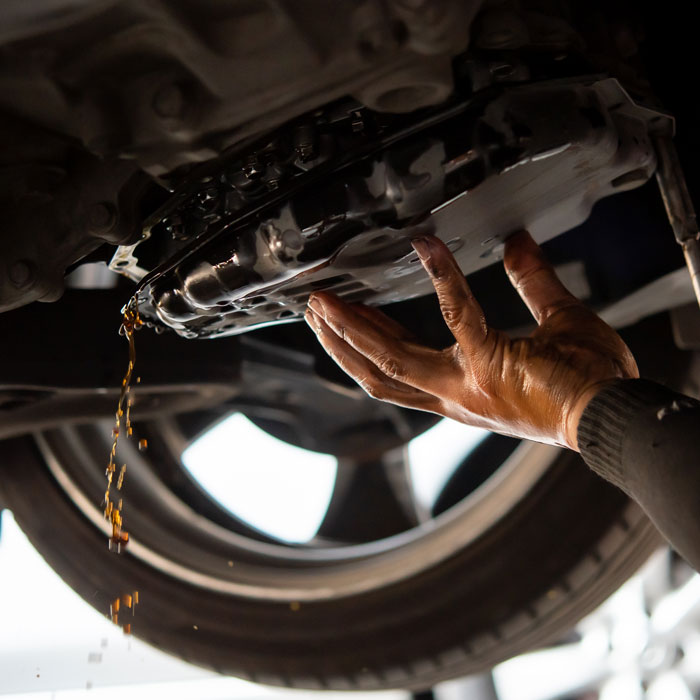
[0,0,696,423]
[1,0,700,690]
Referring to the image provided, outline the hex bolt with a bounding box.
[293,124,316,161]
[655,136,700,309]
[265,226,304,261]
[281,229,304,253]
[201,187,219,201]
[197,187,219,207]
[243,155,263,180]
[8,259,35,288]
[162,215,187,241]
[152,83,186,120]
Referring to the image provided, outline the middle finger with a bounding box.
[308,292,453,395]
[306,309,444,413]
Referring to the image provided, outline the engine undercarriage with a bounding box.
[121,78,670,338]
[0,0,685,340]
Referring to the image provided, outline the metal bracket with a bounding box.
[654,136,700,309]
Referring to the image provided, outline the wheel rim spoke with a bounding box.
[432,433,520,516]
[316,447,424,543]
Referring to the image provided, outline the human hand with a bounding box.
[304,231,639,451]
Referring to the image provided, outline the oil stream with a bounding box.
[104,297,143,631]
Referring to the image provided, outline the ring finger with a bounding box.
[306,310,443,413]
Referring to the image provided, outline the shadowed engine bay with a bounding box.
[117,78,669,338]
[0,0,687,344]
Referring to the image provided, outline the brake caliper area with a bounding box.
[115,78,672,339]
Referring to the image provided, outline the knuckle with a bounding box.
[327,318,346,340]
[474,313,490,341]
[512,265,550,296]
[442,300,487,339]
[372,351,403,379]
[441,303,461,326]
[438,284,472,313]
[540,298,581,322]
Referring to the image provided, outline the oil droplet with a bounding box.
[105,298,142,554]
[193,625,199,630]
[227,560,234,567]
[110,590,140,632]
[289,601,301,612]
[108,527,129,554]
[105,298,143,633]
[116,464,126,490]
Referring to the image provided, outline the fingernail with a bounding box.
[411,237,442,278]
[307,294,325,317]
[411,237,432,264]
[305,308,321,332]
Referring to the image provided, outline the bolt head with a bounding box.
[243,156,263,179]
[281,229,304,252]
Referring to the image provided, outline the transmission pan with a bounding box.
[126,78,671,338]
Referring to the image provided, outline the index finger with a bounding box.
[410,236,489,349]
[350,303,418,343]
[503,230,583,325]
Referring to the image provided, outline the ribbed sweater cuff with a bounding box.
[577,379,678,493]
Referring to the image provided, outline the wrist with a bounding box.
[565,380,620,452]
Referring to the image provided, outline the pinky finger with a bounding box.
[350,303,418,342]
[307,310,442,413]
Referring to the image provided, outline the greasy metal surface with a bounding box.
[0,0,596,316]
[131,78,672,338]
[654,136,700,308]
[0,0,480,176]
[0,151,143,313]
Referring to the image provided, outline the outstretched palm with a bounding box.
[305,231,638,450]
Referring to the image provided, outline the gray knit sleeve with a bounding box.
[577,379,691,492]
[577,378,700,571]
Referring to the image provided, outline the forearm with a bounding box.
[578,379,700,571]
